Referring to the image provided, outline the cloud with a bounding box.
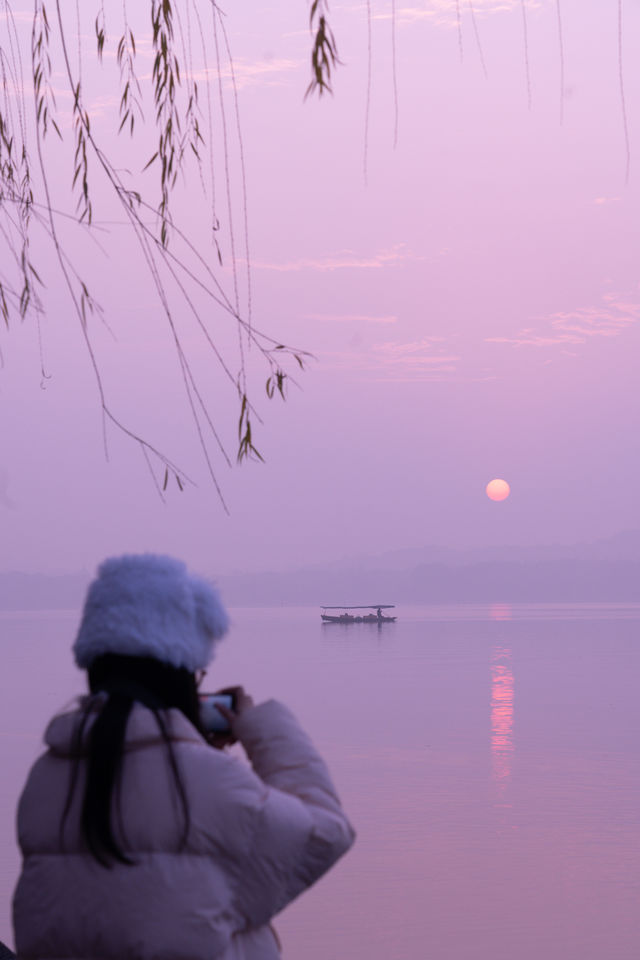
[251,243,424,273]
[196,57,302,90]
[371,0,533,27]
[485,293,640,349]
[86,95,122,120]
[372,337,452,358]
[485,332,584,347]
[15,52,300,127]
[0,9,34,24]
[371,339,459,373]
[135,57,302,90]
[71,27,300,85]
[305,313,399,324]
[551,298,640,338]
[323,336,459,381]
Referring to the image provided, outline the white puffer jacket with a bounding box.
[13,699,355,960]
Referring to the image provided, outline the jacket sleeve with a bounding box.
[228,699,355,928]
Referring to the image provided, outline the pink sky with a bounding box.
[1,0,639,576]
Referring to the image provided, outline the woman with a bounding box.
[13,554,355,959]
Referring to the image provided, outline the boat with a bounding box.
[320,605,396,624]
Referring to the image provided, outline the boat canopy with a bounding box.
[321,604,395,610]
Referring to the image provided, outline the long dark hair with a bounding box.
[61,654,203,868]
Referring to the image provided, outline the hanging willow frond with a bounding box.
[0,0,313,504]
[306,0,341,98]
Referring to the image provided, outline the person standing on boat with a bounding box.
[377,606,383,621]
[13,554,355,960]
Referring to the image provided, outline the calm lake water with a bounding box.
[1,603,639,958]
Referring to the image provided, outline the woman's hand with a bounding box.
[206,686,254,750]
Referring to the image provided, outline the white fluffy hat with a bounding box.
[73,554,229,672]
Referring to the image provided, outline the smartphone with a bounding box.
[199,692,235,734]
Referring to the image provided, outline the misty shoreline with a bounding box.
[2,532,640,610]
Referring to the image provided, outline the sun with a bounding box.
[486,478,510,502]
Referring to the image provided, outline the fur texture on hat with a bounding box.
[73,554,229,672]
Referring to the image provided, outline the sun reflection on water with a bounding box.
[491,644,514,798]
[489,602,512,622]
